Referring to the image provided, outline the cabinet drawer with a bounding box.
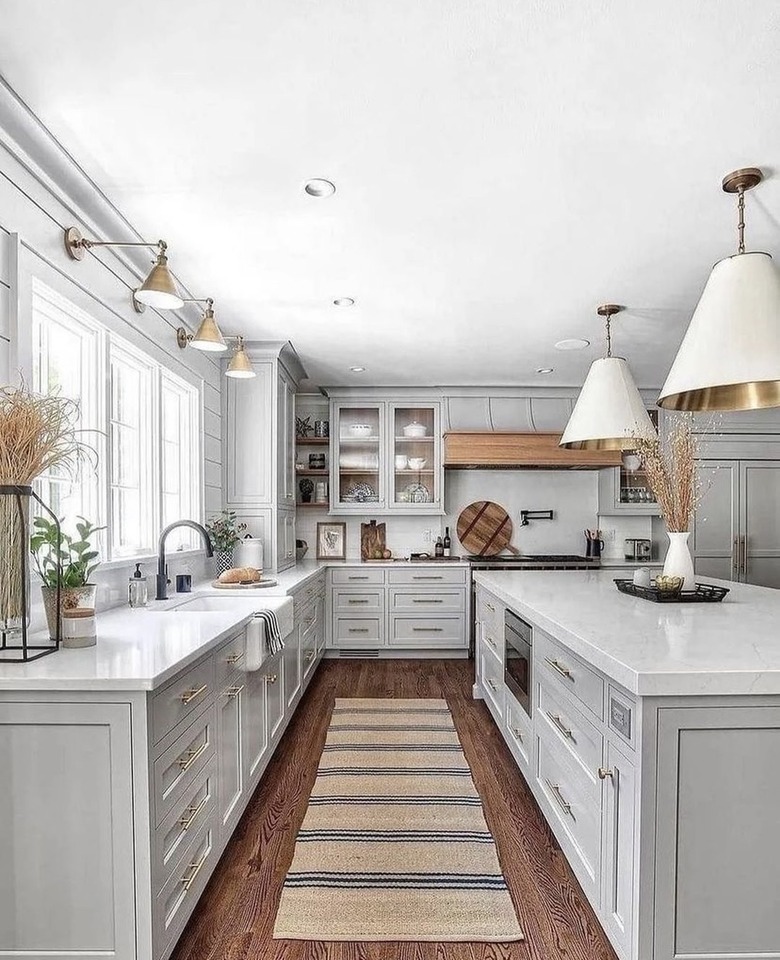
[333,588,385,612]
[536,727,601,884]
[476,590,503,655]
[302,629,317,681]
[388,566,467,585]
[504,692,531,769]
[295,575,326,607]
[152,656,215,744]
[153,756,216,892]
[535,630,604,720]
[214,631,247,688]
[538,675,603,780]
[153,812,218,955]
[390,589,464,612]
[389,615,465,647]
[333,616,384,647]
[480,647,505,720]
[153,705,216,827]
[331,567,386,585]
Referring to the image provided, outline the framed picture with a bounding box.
[316,521,347,560]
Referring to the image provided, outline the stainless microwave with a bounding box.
[504,608,532,717]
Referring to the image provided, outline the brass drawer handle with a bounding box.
[546,780,572,816]
[178,793,209,830]
[547,711,574,741]
[545,657,574,681]
[176,738,209,772]
[348,575,369,580]
[226,683,245,699]
[180,850,208,891]
[226,651,244,664]
[264,674,278,684]
[486,678,497,691]
[180,683,208,704]
[486,635,497,649]
[348,627,369,633]
[412,598,443,603]
[412,627,443,632]
[305,651,315,663]
[486,602,495,613]
[413,575,443,580]
[598,767,614,780]
[511,726,523,742]
[347,599,369,604]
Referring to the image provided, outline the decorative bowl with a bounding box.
[347,424,373,438]
[655,575,683,594]
[408,457,427,470]
[394,454,408,470]
[403,421,427,438]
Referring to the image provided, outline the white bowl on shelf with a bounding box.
[408,457,427,470]
[403,421,427,438]
[347,423,373,438]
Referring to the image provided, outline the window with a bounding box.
[32,279,202,561]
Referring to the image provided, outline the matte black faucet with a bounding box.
[156,520,214,600]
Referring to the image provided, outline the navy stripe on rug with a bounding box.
[315,767,471,776]
[308,795,483,806]
[322,744,462,752]
[284,871,508,890]
[329,724,453,731]
[296,830,494,843]
[331,707,451,715]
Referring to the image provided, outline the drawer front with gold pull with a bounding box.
[390,589,465,613]
[535,629,604,720]
[215,631,247,687]
[537,674,603,779]
[389,615,466,647]
[153,705,216,827]
[152,656,215,744]
[333,588,384,613]
[153,757,216,891]
[333,616,384,647]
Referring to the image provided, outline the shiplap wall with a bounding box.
[0,103,224,596]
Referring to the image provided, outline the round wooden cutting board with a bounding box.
[456,501,520,557]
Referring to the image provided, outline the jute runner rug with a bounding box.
[273,697,523,941]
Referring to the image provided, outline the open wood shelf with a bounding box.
[295,437,329,446]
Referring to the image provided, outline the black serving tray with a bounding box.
[614,579,730,603]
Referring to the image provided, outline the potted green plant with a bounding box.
[299,477,314,503]
[205,510,247,576]
[30,515,104,639]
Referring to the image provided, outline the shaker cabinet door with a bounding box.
[601,739,636,960]
[224,361,274,506]
[740,461,780,588]
[692,459,740,581]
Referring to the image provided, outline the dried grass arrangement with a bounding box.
[0,384,87,626]
[634,415,702,532]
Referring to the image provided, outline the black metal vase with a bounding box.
[0,484,62,662]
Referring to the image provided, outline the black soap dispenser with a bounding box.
[128,563,148,608]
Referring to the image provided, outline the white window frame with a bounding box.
[25,265,203,566]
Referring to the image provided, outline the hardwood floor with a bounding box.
[171,659,618,960]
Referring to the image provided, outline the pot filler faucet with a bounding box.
[156,520,214,600]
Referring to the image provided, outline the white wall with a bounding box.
[0,84,224,612]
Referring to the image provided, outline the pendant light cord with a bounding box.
[737,186,746,254]
[605,314,612,358]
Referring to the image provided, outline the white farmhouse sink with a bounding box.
[170,597,261,613]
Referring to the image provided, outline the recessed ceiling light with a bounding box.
[333,297,355,306]
[304,178,336,197]
[349,366,366,373]
[536,367,554,375]
[555,338,591,351]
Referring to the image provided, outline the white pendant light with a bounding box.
[560,304,656,450]
[659,168,780,411]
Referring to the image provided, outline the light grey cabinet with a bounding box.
[216,676,245,841]
[601,738,636,960]
[243,666,269,781]
[276,368,296,508]
[0,701,137,960]
[694,458,780,587]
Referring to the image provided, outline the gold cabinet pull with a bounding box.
[412,598,443,603]
[305,651,315,663]
[226,651,244,664]
[511,726,523,742]
[545,657,574,681]
[413,575,443,580]
[179,793,209,830]
[180,850,208,891]
[486,678,497,691]
[226,683,245,699]
[180,683,208,704]
[598,767,614,780]
[348,627,369,633]
[347,599,369,604]
[176,738,209,771]
[546,780,572,816]
[412,626,443,632]
[486,602,495,612]
[547,711,574,741]
[348,575,369,580]
[486,635,497,649]
[264,674,278,684]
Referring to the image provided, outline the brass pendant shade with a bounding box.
[226,339,256,378]
[191,306,227,352]
[134,251,184,310]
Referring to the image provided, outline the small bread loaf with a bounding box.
[218,566,262,584]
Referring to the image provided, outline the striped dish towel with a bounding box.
[253,609,283,655]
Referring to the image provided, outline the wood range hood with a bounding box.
[444,432,622,470]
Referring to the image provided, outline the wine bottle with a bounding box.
[434,536,444,559]
[443,526,451,558]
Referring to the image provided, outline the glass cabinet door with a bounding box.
[333,403,384,509]
[390,403,440,510]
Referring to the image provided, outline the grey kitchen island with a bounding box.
[473,568,780,960]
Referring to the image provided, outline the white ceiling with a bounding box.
[1,1,779,389]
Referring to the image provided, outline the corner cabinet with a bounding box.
[223,342,305,572]
[330,399,444,514]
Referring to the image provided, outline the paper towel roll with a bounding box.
[245,616,268,671]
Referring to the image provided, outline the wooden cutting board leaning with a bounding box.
[456,500,520,556]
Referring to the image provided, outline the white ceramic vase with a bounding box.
[663,531,695,587]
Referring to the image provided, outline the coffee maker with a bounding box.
[624,538,652,562]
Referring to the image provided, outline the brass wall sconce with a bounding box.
[177,315,255,379]
[64,227,184,311]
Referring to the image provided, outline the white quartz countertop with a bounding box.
[474,569,780,697]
